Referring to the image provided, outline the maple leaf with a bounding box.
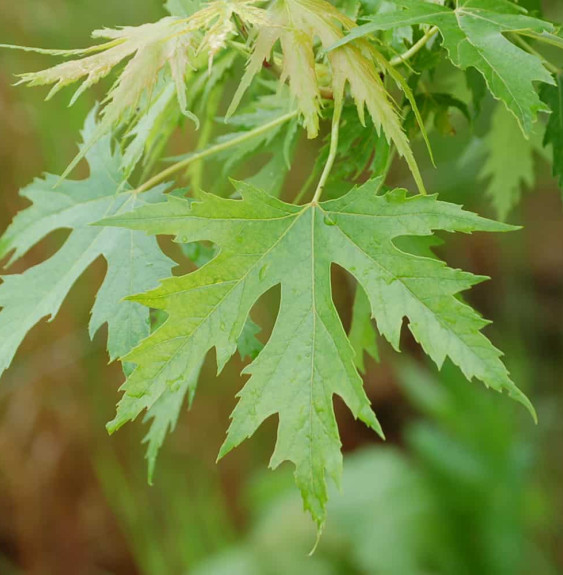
[100,177,532,529]
[0,110,174,373]
[12,18,200,181]
[335,0,557,135]
[480,105,542,220]
[541,74,563,191]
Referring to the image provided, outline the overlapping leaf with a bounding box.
[480,105,540,219]
[0,113,174,373]
[6,0,428,192]
[100,178,531,528]
[336,0,558,134]
[0,112,212,473]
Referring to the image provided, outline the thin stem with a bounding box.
[294,169,319,205]
[311,100,343,204]
[389,26,439,67]
[134,110,298,194]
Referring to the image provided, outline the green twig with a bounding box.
[311,99,343,204]
[389,26,439,67]
[135,110,299,194]
[187,84,223,197]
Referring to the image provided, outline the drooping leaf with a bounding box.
[541,74,563,191]
[121,81,178,181]
[99,177,531,529]
[227,0,425,192]
[480,105,540,220]
[144,358,204,483]
[335,0,557,135]
[0,111,174,374]
[14,18,200,179]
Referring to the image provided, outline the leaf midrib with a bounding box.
[126,206,311,390]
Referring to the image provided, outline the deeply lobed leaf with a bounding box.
[10,0,268,180]
[100,178,531,529]
[0,112,174,372]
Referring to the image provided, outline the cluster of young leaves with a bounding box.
[2,0,431,192]
[1,0,563,533]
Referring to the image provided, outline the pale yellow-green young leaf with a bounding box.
[228,0,424,191]
[329,44,425,193]
[228,0,322,138]
[11,0,269,180]
[17,19,189,105]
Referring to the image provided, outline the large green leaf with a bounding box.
[335,0,556,135]
[100,178,531,529]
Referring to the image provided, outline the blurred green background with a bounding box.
[1,1,562,573]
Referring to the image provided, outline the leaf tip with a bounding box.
[308,526,324,556]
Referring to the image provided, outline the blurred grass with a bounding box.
[193,361,559,575]
[0,1,562,574]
